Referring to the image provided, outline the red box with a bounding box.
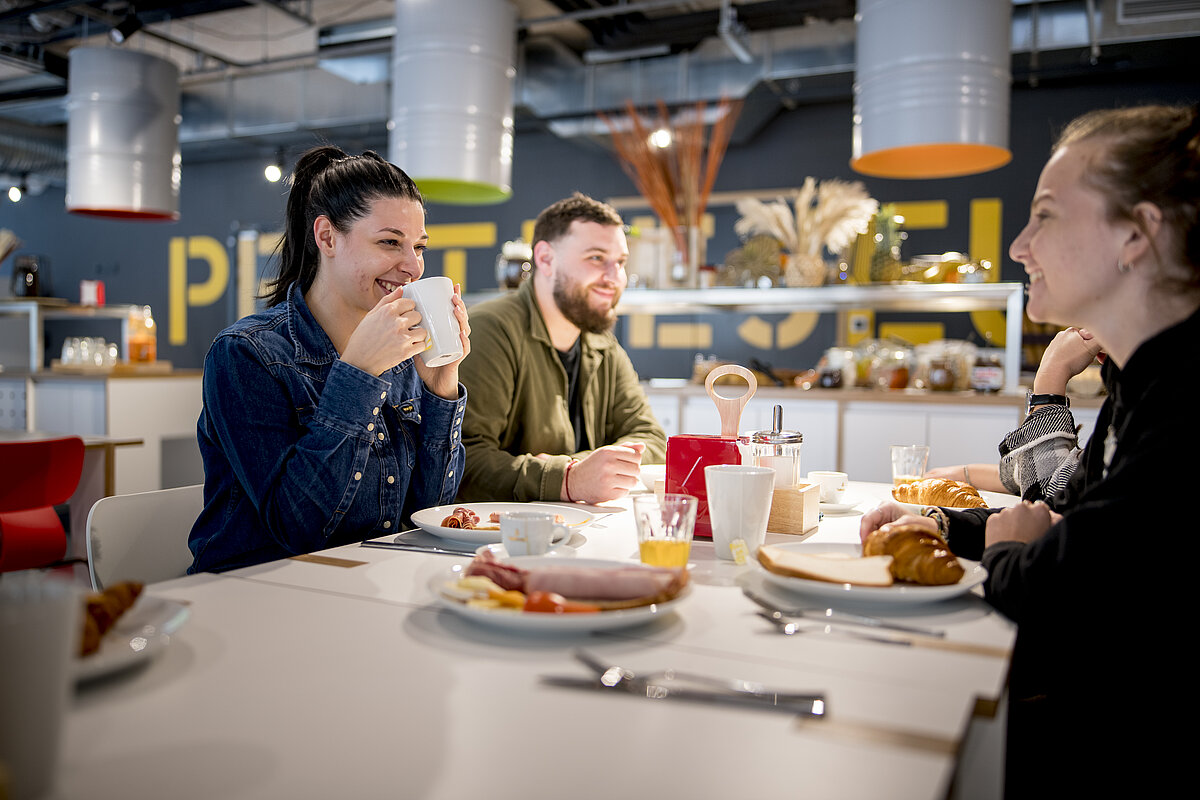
[665,434,741,539]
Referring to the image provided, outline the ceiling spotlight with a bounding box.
[649,128,672,149]
[109,15,144,45]
[264,149,285,183]
[8,182,23,203]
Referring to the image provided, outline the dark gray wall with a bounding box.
[1,74,1195,378]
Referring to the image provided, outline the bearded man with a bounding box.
[456,193,666,504]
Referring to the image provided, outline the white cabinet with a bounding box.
[841,401,1020,483]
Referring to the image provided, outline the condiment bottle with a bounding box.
[127,304,157,363]
[970,352,1003,393]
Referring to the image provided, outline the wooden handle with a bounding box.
[704,364,757,437]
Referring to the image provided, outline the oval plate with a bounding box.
[411,502,592,544]
[430,557,689,632]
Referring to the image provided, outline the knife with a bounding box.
[359,538,475,556]
[539,675,826,717]
[742,587,946,638]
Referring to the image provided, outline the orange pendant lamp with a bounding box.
[851,0,1012,180]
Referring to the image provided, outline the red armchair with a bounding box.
[0,436,86,572]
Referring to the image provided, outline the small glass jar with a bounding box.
[746,405,804,489]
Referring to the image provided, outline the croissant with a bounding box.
[863,524,965,585]
[892,478,987,509]
[80,580,145,656]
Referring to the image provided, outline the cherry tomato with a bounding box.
[523,591,600,614]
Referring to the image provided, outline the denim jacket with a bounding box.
[189,285,466,573]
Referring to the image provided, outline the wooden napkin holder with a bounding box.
[766,482,821,536]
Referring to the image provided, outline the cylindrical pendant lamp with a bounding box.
[851,0,1012,179]
[66,47,181,219]
[389,0,516,205]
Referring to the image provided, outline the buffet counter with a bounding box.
[643,382,1105,483]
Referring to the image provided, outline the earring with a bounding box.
[1117,260,1131,274]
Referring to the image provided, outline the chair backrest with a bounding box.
[86,484,204,591]
[0,436,86,512]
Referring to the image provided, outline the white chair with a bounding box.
[86,484,204,591]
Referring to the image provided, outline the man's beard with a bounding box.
[553,273,620,334]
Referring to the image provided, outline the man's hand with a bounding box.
[984,501,1059,549]
[564,441,646,504]
[858,502,938,545]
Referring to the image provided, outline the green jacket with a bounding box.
[457,279,666,502]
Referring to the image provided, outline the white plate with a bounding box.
[887,489,1014,513]
[74,596,190,683]
[819,495,863,514]
[411,502,592,544]
[756,542,987,605]
[430,557,689,632]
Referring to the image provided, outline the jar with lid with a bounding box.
[927,357,958,391]
[127,304,157,363]
[970,351,1004,393]
[745,405,803,489]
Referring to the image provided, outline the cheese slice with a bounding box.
[758,545,895,586]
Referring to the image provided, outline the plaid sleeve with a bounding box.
[998,405,1082,501]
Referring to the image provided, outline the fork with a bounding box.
[756,610,912,645]
[743,587,946,638]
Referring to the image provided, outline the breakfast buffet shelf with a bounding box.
[465,283,1026,393]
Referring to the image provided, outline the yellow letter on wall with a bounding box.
[169,236,230,345]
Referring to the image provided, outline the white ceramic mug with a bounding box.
[499,511,568,556]
[402,276,463,368]
[704,464,776,561]
[0,573,80,800]
[807,470,849,504]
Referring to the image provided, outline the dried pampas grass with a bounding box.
[735,178,878,258]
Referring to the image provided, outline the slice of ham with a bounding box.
[441,507,480,528]
[524,566,679,600]
[463,549,684,602]
[464,549,527,591]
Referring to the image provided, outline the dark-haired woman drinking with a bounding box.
[189,146,470,573]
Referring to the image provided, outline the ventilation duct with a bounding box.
[66,47,181,220]
[851,0,1012,179]
[388,0,515,205]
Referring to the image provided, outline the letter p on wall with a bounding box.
[169,236,229,346]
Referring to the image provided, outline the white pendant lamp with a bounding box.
[851,0,1012,179]
[66,47,181,219]
[389,0,516,205]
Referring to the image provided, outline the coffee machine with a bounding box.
[10,254,49,298]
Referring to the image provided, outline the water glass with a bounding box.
[891,444,930,486]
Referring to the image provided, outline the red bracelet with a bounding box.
[563,459,578,503]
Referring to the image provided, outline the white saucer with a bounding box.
[474,541,577,559]
[819,495,862,514]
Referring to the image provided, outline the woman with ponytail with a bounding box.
[860,105,1200,795]
[189,146,470,573]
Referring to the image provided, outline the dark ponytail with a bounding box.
[262,146,424,307]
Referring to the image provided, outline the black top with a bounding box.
[944,307,1200,797]
[556,336,586,453]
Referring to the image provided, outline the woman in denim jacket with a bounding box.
[189,147,471,572]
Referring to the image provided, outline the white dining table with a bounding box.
[54,481,1018,800]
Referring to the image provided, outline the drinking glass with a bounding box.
[632,493,697,568]
[891,445,930,486]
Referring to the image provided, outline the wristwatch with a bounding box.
[1026,391,1070,415]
